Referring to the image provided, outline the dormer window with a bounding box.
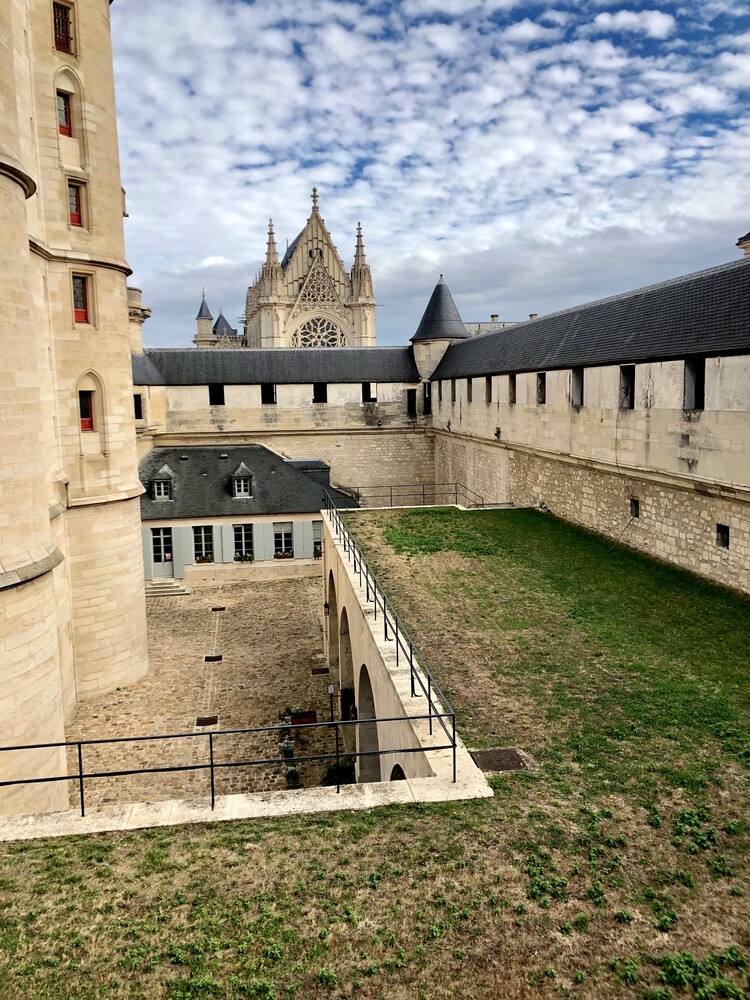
[230,463,253,498]
[150,464,175,501]
[233,477,252,498]
[152,480,172,501]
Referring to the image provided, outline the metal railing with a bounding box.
[341,482,484,508]
[324,492,457,782]
[0,713,456,817]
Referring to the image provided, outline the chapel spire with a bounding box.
[351,221,374,300]
[265,218,280,267]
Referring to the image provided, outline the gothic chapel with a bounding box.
[196,189,376,349]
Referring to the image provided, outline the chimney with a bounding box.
[529,313,538,321]
[490,313,498,322]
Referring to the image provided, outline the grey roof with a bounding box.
[433,259,750,380]
[281,230,303,270]
[133,347,420,385]
[738,231,750,244]
[140,445,357,521]
[411,277,470,342]
[196,296,212,320]
[213,312,237,337]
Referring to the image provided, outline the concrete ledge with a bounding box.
[0,772,492,843]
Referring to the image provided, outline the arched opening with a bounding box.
[76,370,107,453]
[326,573,339,673]
[357,664,380,783]
[339,608,354,726]
[390,764,406,781]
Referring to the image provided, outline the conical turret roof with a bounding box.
[196,294,213,320]
[411,276,469,342]
[213,311,236,337]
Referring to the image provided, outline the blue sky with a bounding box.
[111,0,750,347]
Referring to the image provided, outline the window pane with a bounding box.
[57,92,71,133]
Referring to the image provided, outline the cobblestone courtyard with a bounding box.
[64,578,334,809]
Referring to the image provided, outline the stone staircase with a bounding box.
[145,579,192,598]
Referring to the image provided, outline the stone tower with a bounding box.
[0,0,149,813]
[242,188,377,348]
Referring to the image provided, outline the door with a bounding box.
[151,527,174,578]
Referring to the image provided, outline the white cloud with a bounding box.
[589,10,677,40]
[110,0,750,346]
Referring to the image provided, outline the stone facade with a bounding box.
[0,0,149,814]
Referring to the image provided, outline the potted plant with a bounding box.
[279,738,295,760]
[284,765,300,788]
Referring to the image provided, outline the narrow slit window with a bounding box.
[68,182,83,226]
[466,378,473,404]
[438,381,443,403]
[53,3,73,53]
[716,523,730,549]
[508,373,516,405]
[312,382,328,404]
[133,393,143,420]
[620,365,635,410]
[571,367,584,407]
[630,497,640,519]
[537,372,547,405]
[208,383,225,406]
[423,382,432,416]
[313,520,323,559]
[407,388,417,418]
[260,383,276,405]
[57,91,72,135]
[450,379,456,403]
[72,274,88,322]
[361,382,376,403]
[684,358,705,411]
[485,375,493,404]
[78,389,93,431]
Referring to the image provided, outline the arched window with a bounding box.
[76,371,106,448]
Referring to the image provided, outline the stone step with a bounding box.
[145,580,192,597]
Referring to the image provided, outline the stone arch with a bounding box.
[357,664,380,783]
[390,764,406,781]
[76,370,108,450]
[339,607,355,724]
[326,572,339,673]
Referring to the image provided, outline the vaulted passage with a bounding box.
[339,607,355,724]
[357,664,380,782]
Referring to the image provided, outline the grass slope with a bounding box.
[0,508,747,999]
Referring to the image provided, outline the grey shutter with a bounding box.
[294,521,314,559]
[212,525,223,564]
[142,527,154,580]
[172,526,192,578]
[255,522,275,561]
[221,524,235,563]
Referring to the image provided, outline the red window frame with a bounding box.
[68,182,82,226]
[53,3,73,53]
[57,91,72,136]
[79,390,94,431]
[72,275,89,322]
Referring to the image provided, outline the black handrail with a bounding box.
[0,713,454,816]
[324,493,457,785]
[341,482,484,508]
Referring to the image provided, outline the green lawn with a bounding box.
[0,508,747,999]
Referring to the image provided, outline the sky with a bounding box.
[110,0,750,348]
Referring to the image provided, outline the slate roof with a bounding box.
[411,277,470,342]
[196,296,212,320]
[281,231,303,270]
[433,259,750,380]
[212,312,237,337]
[737,231,750,245]
[132,347,420,385]
[140,445,357,521]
